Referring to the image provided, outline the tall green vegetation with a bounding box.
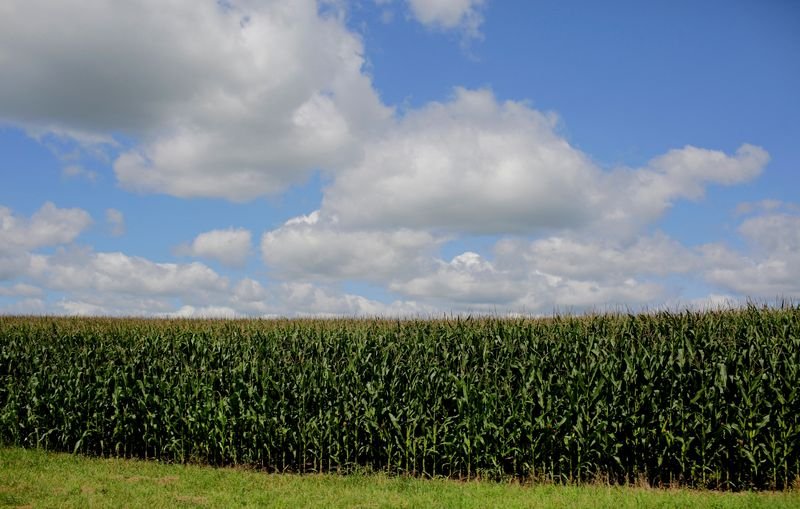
[1,307,798,489]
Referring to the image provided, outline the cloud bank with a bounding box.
[0,1,793,316]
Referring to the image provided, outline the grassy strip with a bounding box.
[1,448,799,508]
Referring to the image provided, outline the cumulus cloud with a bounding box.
[229,277,430,317]
[255,88,768,313]
[0,202,90,283]
[524,279,665,313]
[679,294,742,312]
[0,298,46,315]
[168,305,240,319]
[603,144,769,233]
[391,252,521,305]
[0,201,424,316]
[0,202,92,255]
[1,0,390,200]
[176,228,252,268]
[0,209,236,315]
[737,212,800,254]
[0,233,427,317]
[4,246,241,316]
[28,248,229,298]
[406,0,486,36]
[3,206,794,317]
[261,212,440,282]
[0,283,43,298]
[53,295,177,317]
[260,218,690,313]
[0,253,32,282]
[501,235,678,311]
[233,277,270,303]
[278,282,429,317]
[702,211,800,298]
[497,233,699,283]
[322,88,767,238]
[324,88,599,235]
[389,234,690,313]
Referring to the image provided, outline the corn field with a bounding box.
[1,307,799,489]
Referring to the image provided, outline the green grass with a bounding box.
[1,448,799,508]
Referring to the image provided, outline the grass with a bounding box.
[1,448,799,508]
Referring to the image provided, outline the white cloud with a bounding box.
[681,294,742,312]
[497,233,699,283]
[1,0,390,201]
[260,213,699,313]
[603,144,769,233]
[168,305,240,319]
[28,248,229,298]
[52,295,176,317]
[703,211,800,298]
[262,213,440,282]
[226,278,281,316]
[0,283,43,298]
[388,234,688,313]
[105,208,125,237]
[704,254,800,298]
[233,278,270,302]
[324,88,600,235]
[392,252,521,305]
[56,300,115,317]
[252,82,768,313]
[737,212,800,254]
[3,206,793,317]
[0,298,46,315]
[0,237,431,317]
[278,282,428,317]
[0,200,427,315]
[371,0,485,34]
[322,88,767,237]
[499,235,684,311]
[406,0,486,36]
[176,228,252,268]
[0,202,90,282]
[525,279,665,312]
[0,253,31,282]
[0,202,92,255]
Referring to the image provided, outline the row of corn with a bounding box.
[1,307,798,488]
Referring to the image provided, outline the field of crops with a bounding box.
[1,307,799,490]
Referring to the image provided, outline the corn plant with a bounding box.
[0,306,798,489]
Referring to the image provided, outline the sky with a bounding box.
[0,0,798,317]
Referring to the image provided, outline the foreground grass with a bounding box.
[1,448,799,508]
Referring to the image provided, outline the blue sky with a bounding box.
[0,0,798,316]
